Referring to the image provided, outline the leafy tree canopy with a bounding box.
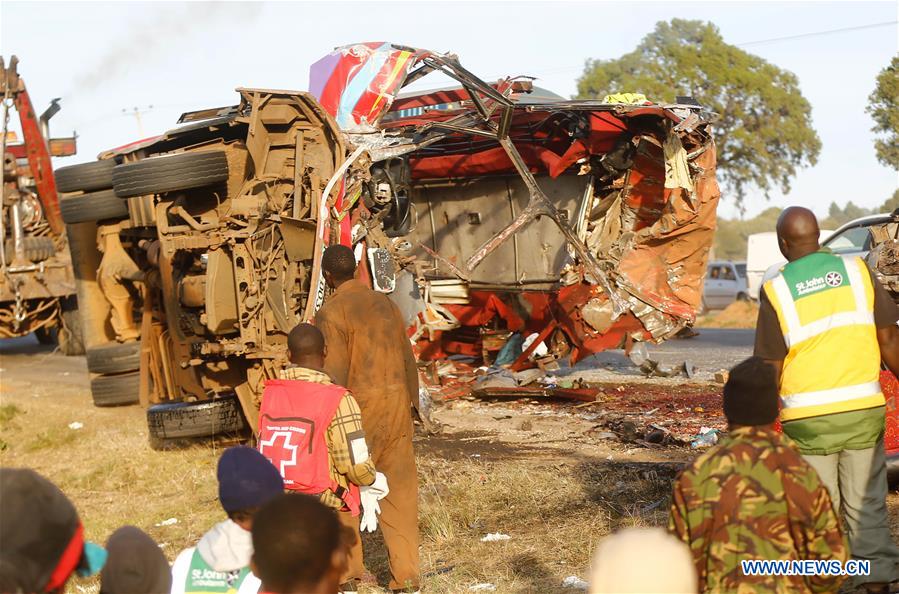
[576,19,822,207]
[866,56,899,170]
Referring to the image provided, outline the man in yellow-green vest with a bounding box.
[755,206,899,594]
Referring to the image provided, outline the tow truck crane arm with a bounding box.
[1,55,64,235]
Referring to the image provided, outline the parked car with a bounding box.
[760,214,891,289]
[702,260,749,310]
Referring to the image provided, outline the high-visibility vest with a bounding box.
[257,379,361,515]
[170,547,259,594]
[763,251,884,422]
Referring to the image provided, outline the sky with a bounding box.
[1,1,897,220]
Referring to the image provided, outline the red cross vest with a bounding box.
[257,379,361,515]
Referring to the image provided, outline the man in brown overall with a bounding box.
[315,245,420,593]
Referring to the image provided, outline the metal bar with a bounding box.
[418,243,470,281]
[293,130,304,219]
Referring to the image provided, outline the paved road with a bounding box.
[0,335,89,387]
[559,328,755,383]
[0,327,754,390]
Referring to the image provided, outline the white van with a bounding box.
[746,229,834,300]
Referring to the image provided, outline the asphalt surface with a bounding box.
[0,328,755,389]
[557,328,755,383]
[0,334,88,387]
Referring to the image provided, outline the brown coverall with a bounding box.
[315,279,420,591]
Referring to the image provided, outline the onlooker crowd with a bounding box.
[3,225,898,594]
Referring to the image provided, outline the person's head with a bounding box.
[251,494,346,594]
[321,245,356,289]
[723,356,779,430]
[0,468,106,593]
[99,526,170,594]
[589,527,697,594]
[776,206,821,262]
[287,323,326,368]
[217,446,285,531]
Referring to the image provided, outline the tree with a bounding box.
[867,56,899,170]
[881,189,899,213]
[576,19,821,207]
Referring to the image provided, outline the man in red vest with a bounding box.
[258,323,384,594]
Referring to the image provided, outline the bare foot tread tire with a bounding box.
[147,396,246,445]
[91,371,140,407]
[112,151,229,198]
[60,189,129,224]
[86,341,140,374]
[55,160,115,193]
[58,302,85,356]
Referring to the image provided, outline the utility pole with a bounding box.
[122,105,153,137]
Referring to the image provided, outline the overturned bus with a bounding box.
[59,43,719,446]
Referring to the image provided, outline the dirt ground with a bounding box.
[695,300,760,329]
[2,343,899,594]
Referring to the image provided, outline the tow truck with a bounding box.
[1,56,82,354]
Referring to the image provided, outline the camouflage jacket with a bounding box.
[668,426,848,593]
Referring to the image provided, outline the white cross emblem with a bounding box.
[258,431,298,476]
[825,271,843,287]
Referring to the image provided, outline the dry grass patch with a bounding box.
[0,378,677,593]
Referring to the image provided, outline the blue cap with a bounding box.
[217,446,284,513]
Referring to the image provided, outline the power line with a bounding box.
[736,20,897,47]
[404,19,899,92]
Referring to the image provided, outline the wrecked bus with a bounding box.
[60,43,719,446]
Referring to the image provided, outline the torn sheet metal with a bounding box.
[311,42,720,364]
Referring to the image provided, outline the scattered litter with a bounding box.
[470,584,497,592]
[714,369,729,384]
[155,518,178,527]
[691,427,721,448]
[639,358,695,378]
[641,498,665,513]
[470,454,481,458]
[522,332,549,358]
[67,422,83,430]
[606,454,614,461]
[562,575,589,590]
[644,407,659,416]
[480,533,511,542]
[513,368,544,386]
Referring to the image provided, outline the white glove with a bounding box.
[359,472,389,533]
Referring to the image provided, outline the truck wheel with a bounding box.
[90,371,140,407]
[86,341,140,374]
[112,151,229,198]
[60,189,129,224]
[55,160,115,193]
[58,299,85,356]
[147,396,246,446]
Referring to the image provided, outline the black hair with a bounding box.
[723,356,779,426]
[321,245,356,281]
[226,507,258,524]
[251,493,341,592]
[287,323,325,361]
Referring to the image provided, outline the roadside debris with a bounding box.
[714,370,730,384]
[691,427,721,448]
[154,518,178,527]
[67,421,83,430]
[480,533,511,542]
[561,575,589,590]
[469,584,497,592]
